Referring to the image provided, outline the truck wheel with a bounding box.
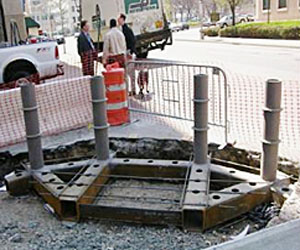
[9,71,39,84]
[137,51,148,59]
[4,61,39,84]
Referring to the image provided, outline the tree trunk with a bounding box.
[231,5,235,26]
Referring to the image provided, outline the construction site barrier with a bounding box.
[0,76,92,148]
[103,63,130,126]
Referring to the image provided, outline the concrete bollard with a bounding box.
[91,76,110,161]
[194,74,209,165]
[261,79,282,182]
[20,82,44,170]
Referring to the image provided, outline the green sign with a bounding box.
[124,0,159,14]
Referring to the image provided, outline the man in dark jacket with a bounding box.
[77,20,96,76]
[118,14,136,55]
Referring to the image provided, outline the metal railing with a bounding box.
[126,60,228,143]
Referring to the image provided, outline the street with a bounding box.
[151,29,300,81]
[61,29,300,81]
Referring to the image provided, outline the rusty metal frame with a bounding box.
[5,157,289,231]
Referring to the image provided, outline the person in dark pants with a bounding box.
[118,14,136,55]
[77,20,96,76]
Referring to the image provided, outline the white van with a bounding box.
[82,0,172,58]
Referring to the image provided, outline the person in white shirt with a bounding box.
[102,19,127,67]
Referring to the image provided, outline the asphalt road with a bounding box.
[62,30,300,81]
[150,29,300,81]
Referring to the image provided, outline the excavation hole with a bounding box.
[172,161,178,164]
[85,173,93,177]
[41,172,49,176]
[194,179,201,183]
[49,178,56,183]
[249,182,257,186]
[229,170,236,174]
[148,160,154,163]
[68,163,74,166]
[124,159,130,163]
[76,183,84,187]
[196,169,203,173]
[212,195,221,200]
[15,173,22,177]
[93,164,100,168]
[57,186,64,190]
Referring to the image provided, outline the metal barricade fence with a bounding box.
[126,60,228,143]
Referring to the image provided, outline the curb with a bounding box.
[175,38,300,50]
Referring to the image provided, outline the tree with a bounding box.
[218,0,244,25]
[57,0,67,34]
[163,0,173,21]
[172,0,199,21]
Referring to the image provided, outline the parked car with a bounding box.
[169,22,182,32]
[216,15,248,28]
[27,34,50,44]
[203,20,216,28]
[53,34,66,45]
[181,22,190,30]
[0,41,64,85]
[245,14,255,22]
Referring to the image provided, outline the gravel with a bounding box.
[0,191,280,250]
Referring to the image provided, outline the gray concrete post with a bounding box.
[261,79,282,182]
[194,74,209,165]
[90,76,110,161]
[20,83,44,170]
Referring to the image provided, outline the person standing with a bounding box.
[77,20,96,76]
[102,19,127,67]
[118,13,136,55]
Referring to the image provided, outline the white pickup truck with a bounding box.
[0,41,64,87]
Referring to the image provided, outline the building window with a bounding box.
[278,0,287,9]
[263,0,270,10]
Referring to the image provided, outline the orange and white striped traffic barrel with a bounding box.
[103,63,130,126]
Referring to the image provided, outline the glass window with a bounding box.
[278,0,287,8]
[263,0,270,10]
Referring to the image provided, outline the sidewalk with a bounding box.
[174,29,300,49]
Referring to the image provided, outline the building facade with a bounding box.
[256,0,300,21]
[26,0,79,37]
[0,0,27,43]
